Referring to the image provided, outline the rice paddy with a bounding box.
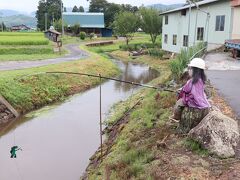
[0,32,61,61]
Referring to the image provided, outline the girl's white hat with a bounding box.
[188,58,206,70]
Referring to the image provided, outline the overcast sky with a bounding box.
[0,0,186,13]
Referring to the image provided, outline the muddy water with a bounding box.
[0,60,159,180]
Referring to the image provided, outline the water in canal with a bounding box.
[0,60,159,180]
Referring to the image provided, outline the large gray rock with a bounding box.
[189,110,240,158]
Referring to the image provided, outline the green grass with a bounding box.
[61,35,115,44]
[86,51,174,179]
[0,53,66,61]
[183,138,209,156]
[0,48,119,113]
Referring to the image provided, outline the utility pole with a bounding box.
[187,0,192,48]
[52,12,55,26]
[192,1,199,46]
[45,12,48,31]
[61,0,64,36]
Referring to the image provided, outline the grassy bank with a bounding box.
[84,37,238,179]
[0,48,119,114]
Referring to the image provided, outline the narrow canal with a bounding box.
[0,60,159,180]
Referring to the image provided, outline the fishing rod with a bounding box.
[45,71,176,93]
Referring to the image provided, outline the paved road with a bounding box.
[0,44,89,71]
[205,52,240,118]
[207,70,240,118]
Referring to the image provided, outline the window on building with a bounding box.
[164,34,168,44]
[183,35,188,47]
[181,9,187,16]
[173,35,177,45]
[215,15,225,31]
[165,15,168,25]
[197,27,204,41]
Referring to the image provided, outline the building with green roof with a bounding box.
[63,12,112,37]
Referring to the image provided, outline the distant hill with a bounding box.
[0,9,29,17]
[147,3,184,11]
[0,15,37,28]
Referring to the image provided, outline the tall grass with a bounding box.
[0,46,53,54]
[170,42,206,80]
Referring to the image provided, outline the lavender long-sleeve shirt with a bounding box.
[182,79,211,109]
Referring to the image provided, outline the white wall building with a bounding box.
[161,0,240,53]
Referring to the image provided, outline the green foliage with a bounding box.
[72,5,79,12]
[53,19,67,32]
[89,0,108,12]
[89,33,95,40]
[79,6,84,12]
[119,42,161,51]
[139,7,162,44]
[113,12,139,45]
[170,42,206,80]
[36,0,62,31]
[79,31,86,40]
[71,23,80,35]
[104,3,122,27]
[184,138,209,156]
[148,48,164,58]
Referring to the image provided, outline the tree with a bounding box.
[104,3,121,27]
[89,0,108,12]
[54,19,67,32]
[36,0,62,31]
[0,22,6,31]
[79,6,84,12]
[139,8,162,44]
[113,12,139,45]
[72,5,79,12]
[121,4,139,13]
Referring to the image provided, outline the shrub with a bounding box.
[170,42,206,80]
[89,33,95,40]
[79,31,86,40]
[119,43,162,51]
[71,23,80,35]
[148,48,164,58]
[119,44,141,51]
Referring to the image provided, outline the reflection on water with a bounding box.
[114,61,159,92]
[0,60,159,180]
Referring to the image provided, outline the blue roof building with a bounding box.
[63,12,112,37]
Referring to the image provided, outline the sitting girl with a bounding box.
[170,58,211,121]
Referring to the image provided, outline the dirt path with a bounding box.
[0,44,89,71]
[205,52,240,118]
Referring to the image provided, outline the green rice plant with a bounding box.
[0,36,49,45]
[170,42,206,80]
[0,46,53,54]
[0,32,44,36]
